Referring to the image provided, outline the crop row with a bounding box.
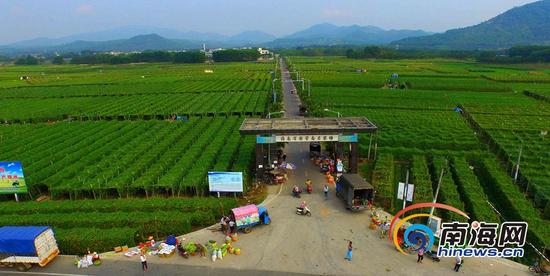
[371,153,395,211]
[0,119,248,198]
[449,157,500,223]
[0,78,271,99]
[430,156,466,222]
[473,158,550,248]
[0,197,237,254]
[410,155,434,204]
[311,87,454,110]
[0,62,274,89]
[339,108,480,152]
[0,91,269,121]
[0,197,237,216]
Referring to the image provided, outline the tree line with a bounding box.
[477,45,550,63]
[280,45,550,63]
[7,49,263,65]
[70,51,206,64]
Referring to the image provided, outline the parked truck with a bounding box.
[0,226,59,271]
[336,174,374,212]
[230,204,270,233]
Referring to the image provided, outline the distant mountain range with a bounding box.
[3,0,550,56]
[394,0,550,49]
[268,23,430,47]
[0,26,276,55]
[0,23,430,55]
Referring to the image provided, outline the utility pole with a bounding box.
[514,146,522,183]
[402,169,410,217]
[429,168,445,217]
[367,134,373,160]
[271,78,279,103]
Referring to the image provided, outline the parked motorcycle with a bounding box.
[296,207,311,216]
[529,260,550,275]
[425,250,441,262]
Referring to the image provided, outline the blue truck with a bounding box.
[0,226,59,271]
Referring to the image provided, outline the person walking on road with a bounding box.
[454,255,463,272]
[140,253,148,272]
[417,247,424,263]
[323,184,329,199]
[345,241,353,261]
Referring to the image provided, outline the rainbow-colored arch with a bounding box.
[388,202,470,255]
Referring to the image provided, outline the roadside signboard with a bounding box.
[208,172,243,192]
[397,182,414,202]
[0,161,27,194]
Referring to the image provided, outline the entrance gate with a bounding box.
[239,117,378,178]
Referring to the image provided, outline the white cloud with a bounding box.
[76,3,93,15]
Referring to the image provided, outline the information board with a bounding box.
[208,172,243,192]
[0,161,27,194]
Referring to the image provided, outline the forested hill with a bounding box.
[393,0,550,50]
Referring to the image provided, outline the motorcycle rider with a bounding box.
[298,201,311,215]
[292,185,301,197]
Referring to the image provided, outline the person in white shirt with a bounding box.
[454,255,462,272]
[140,253,148,272]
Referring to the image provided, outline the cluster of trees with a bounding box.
[70,51,205,65]
[277,47,349,56]
[345,46,475,60]
[477,46,550,63]
[0,55,9,63]
[212,49,260,62]
[61,49,260,65]
[14,55,40,65]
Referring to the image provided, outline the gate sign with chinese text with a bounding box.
[272,134,358,143]
[276,134,338,142]
[208,172,243,192]
[0,161,27,194]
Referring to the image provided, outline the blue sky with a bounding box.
[0,0,538,44]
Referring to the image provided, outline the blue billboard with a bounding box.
[208,172,244,192]
[0,161,27,194]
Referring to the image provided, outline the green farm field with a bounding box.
[1,57,549,260]
[288,56,550,255]
[0,61,274,254]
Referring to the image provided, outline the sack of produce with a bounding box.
[217,249,222,260]
[231,233,238,242]
[212,251,217,262]
[234,248,241,255]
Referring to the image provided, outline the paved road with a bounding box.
[280,58,301,118]
[1,58,531,276]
